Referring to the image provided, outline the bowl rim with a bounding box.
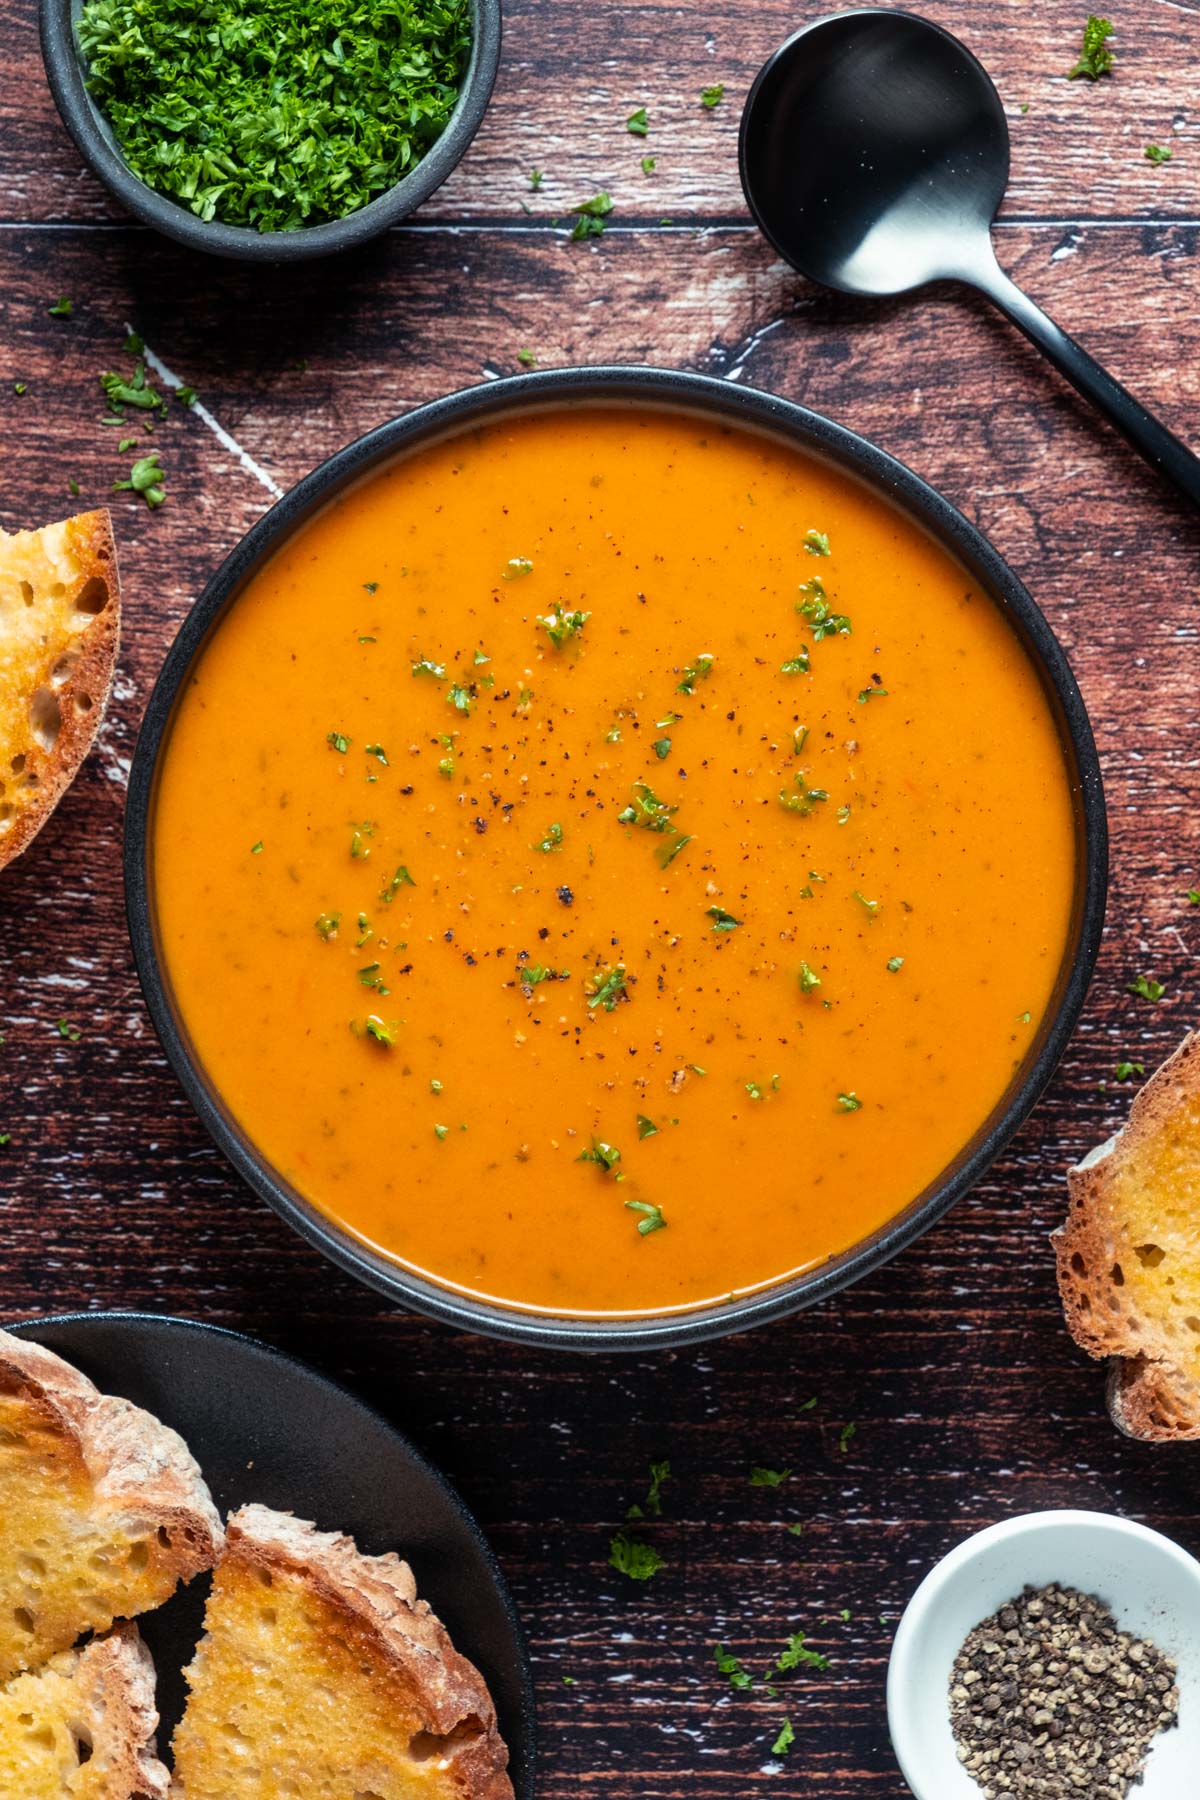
[123,364,1108,1351]
[38,0,502,262]
[886,1508,1200,1799]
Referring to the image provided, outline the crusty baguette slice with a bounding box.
[170,1503,513,1800]
[0,1329,223,1682]
[0,1622,168,1800]
[0,509,120,871]
[1054,1031,1200,1441]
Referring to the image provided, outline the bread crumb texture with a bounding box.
[0,1624,168,1800]
[1055,1032,1200,1441]
[0,510,119,871]
[0,1331,222,1681]
[171,1505,513,1800]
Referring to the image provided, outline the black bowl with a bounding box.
[125,367,1108,1350]
[39,0,502,262]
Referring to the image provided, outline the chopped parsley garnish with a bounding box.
[539,608,589,648]
[586,965,628,1012]
[314,912,341,939]
[1115,1060,1145,1082]
[48,297,73,318]
[364,1016,399,1048]
[778,775,828,816]
[1128,974,1165,1002]
[776,1631,830,1674]
[749,1466,790,1488]
[77,0,473,232]
[852,890,879,917]
[1185,889,1200,905]
[446,683,472,714]
[626,106,648,136]
[56,1019,82,1042]
[641,155,656,174]
[0,1133,9,1147]
[838,1421,857,1453]
[1145,143,1173,165]
[515,962,568,989]
[250,840,264,854]
[536,822,564,852]
[434,1122,449,1140]
[677,652,714,695]
[780,649,811,676]
[529,167,543,190]
[101,362,163,413]
[636,1114,659,1139]
[619,781,677,833]
[176,384,197,406]
[836,803,851,826]
[798,961,821,993]
[350,822,374,859]
[113,450,166,509]
[653,737,672,759]
[796,577,850,638]
[357,962,388,992]
[857,687,888,703]
[503,556,534,579]
[714,1644,752,1691]
[365,743,388,764]
[1068,14,1114,79]
[571,191,614,240]
[745,1077,779,1102]
[886,956,904,972]
[657,833,691,869]
[625,1199,666,1235]
[803,528,831,557]
[836,1092,862,1112]
[771,1720,795,1756]
[627,1459,671,1519]
[516,347,537,370]
[608,1529,664,1581]
[379,865,415,904]
[412,655,446,679]
[326,730,351,754]
[700,83,725,109]
[579,1136,622,1174]
[706,905,740,931]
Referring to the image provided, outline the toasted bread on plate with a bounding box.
[0,1329,222,1681]
[0,1623,168,1800]
[170,1503,513,1800]
[0,509,119,871]
[1055,1031,1200,1441]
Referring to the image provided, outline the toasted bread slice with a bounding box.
[170,1504,513,1800]
[0,509,119,871]
[0,1330,223,1681]
[0,1623,168,1800]
[1054,1031,1200,1441]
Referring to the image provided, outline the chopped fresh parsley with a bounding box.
[749,1466,790,1488]
[113,450,166,509]
[1185,888,1200,906]
[838,1421,857,1453]
[1115,1060,1145,1082]
[56,1019,82,1042]
[652,736,672,759]
[836,1092,862,1112]
[571,191,614,240]
[857,687,888,703]
[364,743,388,766]
[677,652,714,695]
[379,865,415,904]
[852,890,879,917]
[706,905,740,931]
[101,362,163,413]
[503,556,534,579]
[626,106,649,136]
[1145,143,1173,165]
[434,1122,449,1140]
[771,1720,795,1757]
[446,683,472,713]
[886,956,904,972]
[539,608,589,648]
[326,730,351,754]
[515,962,568,988]
[579,1136,622,1174]
[176,384,197,406]
[625,1199,666,1235]
[586,965,628,1012]
[700,83,725,109]
[608,1529,664,1581]
[798,961,821,993]
[412,655,446,679]
[803,528,831,557]
[364,1015,399,1047]
[1068,14,1114,79]
[0,1133,9,1148]
[1128,974,1165,1002]
[516,347,537,369]
[619,781,677,833]
[529,167,543,190]
[714,1644,752,1690]
[796,578,850,638]
[636,1114,659,1139]
[349,822,374,859]
[314,912,341,939]
[48,297,73,318]
[641,154,656,174]
[776,1631,830,1674]
[627,1459,671,1519]
[77,0,473,232]
[535,822,564,853]
[745,1076,779,1102]
[780,649,811,676]
[357,962,388,993]
[250,839,264,854]
[778,775,828,816]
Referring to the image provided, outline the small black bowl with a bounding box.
[39,0,502,262]
[124,367,1108,1351]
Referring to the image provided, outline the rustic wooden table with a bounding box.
[3,2,1199,1793]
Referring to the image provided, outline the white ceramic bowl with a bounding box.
[888,1509,1200,1799]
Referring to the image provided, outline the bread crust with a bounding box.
[220,1504,514,1799]
[0,1327,223,1578]
[0,508,120,872]
[73,1624,170,1800]
[1053,1031,1200,1442]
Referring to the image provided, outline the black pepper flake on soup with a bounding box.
[948,1584,1179,1800]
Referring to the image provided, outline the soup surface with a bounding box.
[153,404,1077,1317]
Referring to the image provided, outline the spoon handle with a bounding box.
[972,257,1200,510]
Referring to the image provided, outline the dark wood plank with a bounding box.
[2,214,1200,1797]
[2,0,1197,227]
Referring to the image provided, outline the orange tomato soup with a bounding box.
[152,405,1077,1317]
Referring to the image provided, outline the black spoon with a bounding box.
[739,8,1200,509]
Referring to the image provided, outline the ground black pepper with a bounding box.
[949,1584,1179,1797]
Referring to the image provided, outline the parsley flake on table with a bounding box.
[570,192,614,240]
[776,1630,830,1674]
[714,1644,752,1690]
[839,1421,857,1453]
[516,348,537,369]
[609,1529,664,1581]
[176,384,198,406]
[1128,974,1165,1003]
[1068,14,1115,79]
[1145,144,1173,165]
[749,1466,790,1488]
[627,1458,671,1519]
[0,1133,10,1148]
[55,1019,82,1042]
[529,167,543,190]
[48,297,73,318]
[77,0,473,232]
[771,1720,795,1756]
[101,362,163,413]
[626,106,649,136]
[1115,1060,1145,1082]
[641,155,657,175]
[113,450,166,509]
[700,83,725,109]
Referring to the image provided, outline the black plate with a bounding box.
[11,1311,536,1795]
